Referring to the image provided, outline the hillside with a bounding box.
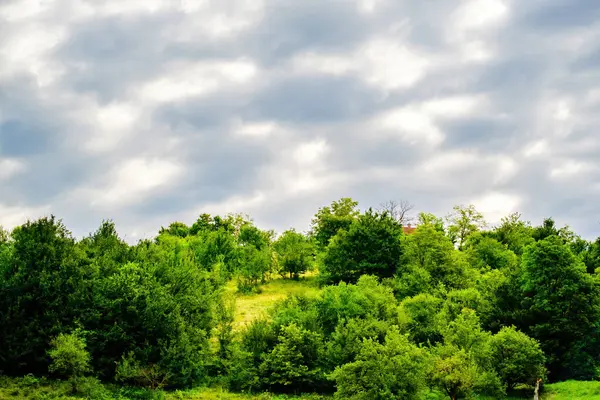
[2,200,600,399]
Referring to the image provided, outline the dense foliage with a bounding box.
[1,198,599,399]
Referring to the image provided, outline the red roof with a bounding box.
[403,224,417,235]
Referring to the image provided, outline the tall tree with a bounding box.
[446,205,486,250]
[401,223,473,291]
[0,216,85,375]
[417,212,445,233]
[520,236,600,380]
[311,198,359,250]
[493,212,534,255]
[274,229,314,279]
[321,209,403,283]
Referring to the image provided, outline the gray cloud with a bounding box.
[1,0,599,241]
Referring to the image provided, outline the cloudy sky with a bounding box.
[1,0,599,241]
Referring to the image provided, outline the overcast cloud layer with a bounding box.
[1,0,600,241]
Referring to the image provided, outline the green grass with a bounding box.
[0,376,78,399]
[165,387,327,399]
[542,380,600,399]
[230,273,322,330]
[0,377,327,400]
[2,375,600,399]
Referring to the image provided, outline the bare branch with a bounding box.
[379,200,415,225]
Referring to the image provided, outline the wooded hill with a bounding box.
[1,197,599,400]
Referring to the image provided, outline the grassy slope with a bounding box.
[542,381,600,399]
[229,273,322,331]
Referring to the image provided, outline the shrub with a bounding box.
[331,328,428,400]
[489,326,546,389]
[114,352,170,390]
[316,275,398,334]
[259,323,327,393]
[48,333,91,379]
[320,210,403,284]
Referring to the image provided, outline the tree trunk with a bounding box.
[533,378,542,400]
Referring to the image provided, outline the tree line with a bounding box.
[1,198,599,399]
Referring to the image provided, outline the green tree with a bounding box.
[417,212,445,233]
[321,209,403,283]
[520,236,600,380]
[440,308,491,363]
[79,220,130,275]
[464,233,518,270]
[48,332,91,379]
[0,226,9,243]
[238,246,272,292]
[274,229,314,279]
[85,255,219,386]
[446,205,486,250]
[489,326,546,389]
[331,328,428,400]
[158,221,190,238]
[191,228,240,275]
[239,223,272,250]
[316,275,398,334]
[400,223,474,291]
[397,293,443,345]
[493,212,534,255]
[325,318,389,369]
[259,323,326,392]
[532,218,559,242]
[580,237,600,274]
[311,198,359,250]
[0,226,11,277]
[429,343,503,400]
[0,216,87,375]
[429,345,478,400]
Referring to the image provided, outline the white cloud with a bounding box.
[289,38,429,91]
[554,100,571,121]
[0,0,52,21]
[361,39,430,90]
[550,161,592,179]
[139,59,257,103]
[291,53,353,76]
[421,95,483,118]
[235,121,279,138]
[0,159,26,181]
[86,102,141,152]
[446,0,509,63]
[421,150,479,174]
[2,0,600,241]
[96,0,171,16]
[357,0,384,14]
[377,107,445,146]
[91,157,183,206]
[374,95,482,147]
[453,0,509,32]
[494,156,518,184]
[0,23,66,85]
[196,191,267,217]
[293,139,329,166]
[522,140,549,158]
[172,0,264,39]
[0,203,50,230]
[472,191,520,224]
